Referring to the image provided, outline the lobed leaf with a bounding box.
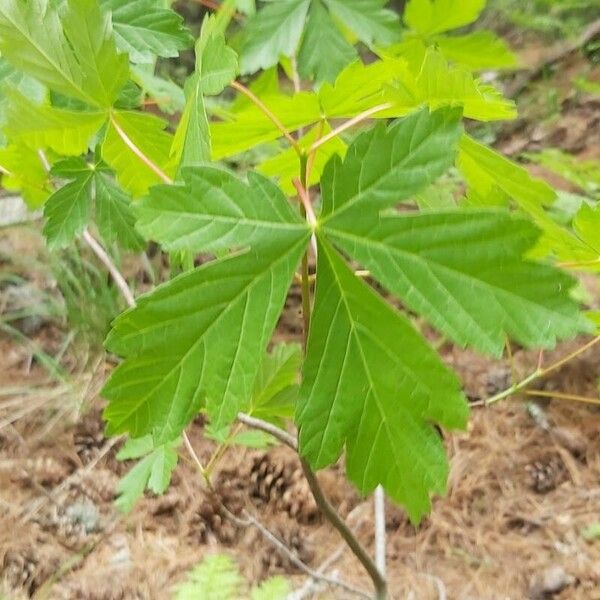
[323,0,401,46]
[389,50,516,122]
[103,166,310,438]
[115,439,178,512]
[136,166,307,253]
[211,91,321,160]
[101,0,193,64]
[458,135,593,261]
[251,343,302,423]
[297,0,357,84]
[297,237,468,523]
[239,0,310,74]
[0,143,50,207]
[172,22,238,171]
[0,0,128,107]
[325,209,588,356]
[103,239,308,440]
[320,106,464,220]
[434,31,519,71]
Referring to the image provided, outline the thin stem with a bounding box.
[475,370,541,407]
[109,112,173,185]
[300,459,388,600]
[224,506,371,599]
[477,336,600,408]
[374,486,386,579]
[290,56,302,94]
[525,389,600,406]
[204,422,244,477]
[298,157,313,348]
[230,81,302,155]
[305,120,325,185]
[308,103,392,155]
[293,178,317,229]
[538,336,600,378]
[237,412,297,449]
[82,229,135,308]
[237,413,387,598]
[182,431,207,478]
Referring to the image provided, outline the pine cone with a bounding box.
[2,545,60,596]
[249,454,318,524]
[75,469,118,504]
[214,467,247,516]
[258,521,314,575]
[186,496,239,546]
[2,547,37,594]
[525,455,567,493]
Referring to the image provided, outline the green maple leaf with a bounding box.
[389,49,516,121]
[213,50,514,162]
[101,0,193,64]
[104,108,585,520]
[115,435,179,512]
[103,167,310,440]
[404,0,486,36]
[0,0,129,108]
[295,110,585,520]
[297,0,357,84]
[458,135,593,262]
[250,343,302,424]
[297,237,468,522]
[240,0,400,81]
[573,204,600,262]
[239,0,311,74]
[135,167,306,253]
[42,158,143,250]
[320,107,464,218]
[322,0,400,46]
[210,89,321,160]
[325,210,587,356]
[434,31,518,71]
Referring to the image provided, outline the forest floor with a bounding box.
[0,41,599,600]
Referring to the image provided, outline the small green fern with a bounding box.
[173,554,290,600]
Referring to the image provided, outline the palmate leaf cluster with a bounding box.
[0,0,594,519]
